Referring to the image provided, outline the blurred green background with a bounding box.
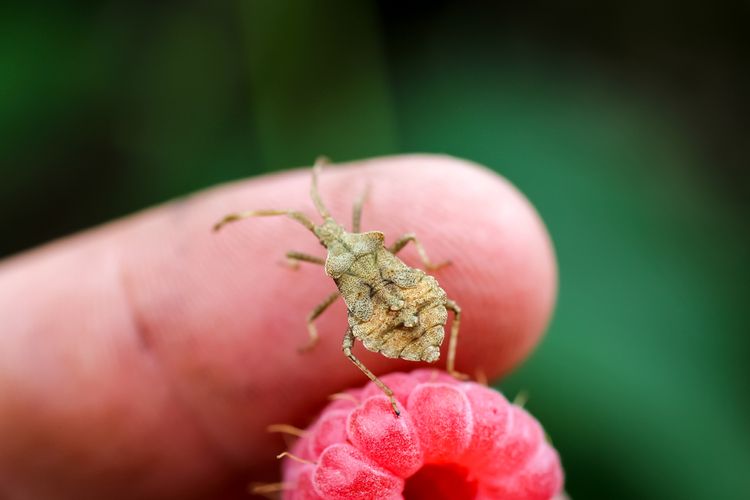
[2,1,748,499]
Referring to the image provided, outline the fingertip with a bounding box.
[122,152,557,434]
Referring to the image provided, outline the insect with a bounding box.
[214,157,463,415]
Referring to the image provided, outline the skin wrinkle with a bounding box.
[119,190,331,469]
[117,247,242,477]
[121,266,157,353]
[118,219,270,470]
[0,236,229,499]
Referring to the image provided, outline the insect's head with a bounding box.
[314,218,344,247]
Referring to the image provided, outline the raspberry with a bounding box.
[280,370,563,499]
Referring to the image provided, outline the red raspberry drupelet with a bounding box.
[280,369,563,500]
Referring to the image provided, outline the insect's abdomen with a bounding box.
[349,274,448,363]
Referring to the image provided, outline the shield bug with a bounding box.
[214,157,464,415]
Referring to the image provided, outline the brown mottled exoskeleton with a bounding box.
[214,157,463,415]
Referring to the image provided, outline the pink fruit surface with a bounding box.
[280,370,563,499]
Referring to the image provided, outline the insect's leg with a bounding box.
[300,291,340,352]
[213,209,316,233]
[445,299,468,380]
[342,329,400,416]
[388,233,450,270]
[285,251,325,269]
[351,183,370,233]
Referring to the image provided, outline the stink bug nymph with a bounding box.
[214,158,464,415]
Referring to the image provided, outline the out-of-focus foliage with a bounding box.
[1,1,748,499]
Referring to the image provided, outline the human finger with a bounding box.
[0,154,556,498]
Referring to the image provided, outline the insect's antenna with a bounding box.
[311,156,332,219]
[352,181,371,233]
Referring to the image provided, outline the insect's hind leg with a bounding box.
[343,329,400,415]
[389,233,450,270]
[445,299,468,380]
[300,291,340,352]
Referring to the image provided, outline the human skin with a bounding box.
[0,155,557,499]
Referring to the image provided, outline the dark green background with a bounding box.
[2,2,748,499]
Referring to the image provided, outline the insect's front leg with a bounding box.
[388,233,450,270]
[213,209,317,233]
[300,291,341,352]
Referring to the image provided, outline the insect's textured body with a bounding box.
[215,158,462,415]
[321,223,449,363]
[351,271,447,361]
